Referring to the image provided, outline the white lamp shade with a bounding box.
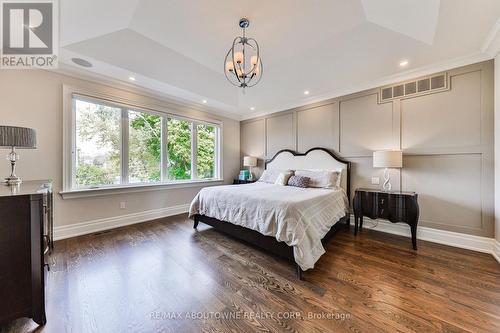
[243,156,257,167]
[373,150,403,168]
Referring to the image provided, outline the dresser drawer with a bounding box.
[375,193,390,218]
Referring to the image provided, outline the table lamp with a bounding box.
[373,150,402,191]
[0,126,37,185]
[243,156,257,181]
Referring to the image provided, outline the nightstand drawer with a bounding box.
[377,193,389,207]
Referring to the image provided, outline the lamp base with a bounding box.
[382,168,392,192]
[4,176,22,185]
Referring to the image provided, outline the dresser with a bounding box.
[0,180,53,325]
[353,188,419,250]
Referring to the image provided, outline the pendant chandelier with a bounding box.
[224,18,263,89]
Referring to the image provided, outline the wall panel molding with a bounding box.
[240,60,494,237]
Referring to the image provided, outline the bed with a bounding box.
[189,147,351,279]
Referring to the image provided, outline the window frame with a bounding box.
[62,87,223,198]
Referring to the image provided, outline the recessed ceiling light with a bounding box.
[250,107,255,111]
[304,90,310,95]
[202,99,208,104]
[71,58,92,68]
[399,60,409,67]
[128,76,136,81]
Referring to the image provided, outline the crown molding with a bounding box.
[54,48,493,123]
[52,62,244,121]
[481,18,500,57]
[240,52,492,120]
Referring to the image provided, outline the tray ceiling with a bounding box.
[58,0,500,119]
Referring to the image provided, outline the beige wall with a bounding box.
[495,55,500,243]
[0,70,240,227]
[241,60,494,237]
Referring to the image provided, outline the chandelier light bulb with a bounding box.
[234,51,244,64]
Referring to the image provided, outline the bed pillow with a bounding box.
[274,172,293,186]
[287,175,310,188]
[294,169,341,188]
[258,169,293,184]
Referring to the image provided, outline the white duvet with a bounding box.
[188,182,349,270]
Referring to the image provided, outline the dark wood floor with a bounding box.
[2,214,499,333]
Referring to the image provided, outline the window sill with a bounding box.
[59,179,224,199]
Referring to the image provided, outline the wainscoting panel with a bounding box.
[241,119,266,174]
[297,103,339,152]
[402,70,482,151]
[266,113,295,157]
[348,157,400,201]
[339,93,394,156]
[240,60,494,237]
[402,154,483,234]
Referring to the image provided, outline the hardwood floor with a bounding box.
[2,214,499,333]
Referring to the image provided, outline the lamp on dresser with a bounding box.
[243,156,257,181]
[0,125,37,185]
[373,150,402,191]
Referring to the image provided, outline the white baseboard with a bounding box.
[493,240,500,263]
[54,204,190,241]
[350,216,500,263]
[54,207,500,264]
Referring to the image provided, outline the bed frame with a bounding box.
[193,147,351,280]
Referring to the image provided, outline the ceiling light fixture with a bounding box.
[202,99,208,104]
[399,60,409,67]
[71,58,92,68]
[224,18,263,90]
[129,76,136,81]
[304,90,310,95]
[250,107,255,111]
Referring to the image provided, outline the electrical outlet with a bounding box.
[371,177,380,185]
[119,202,126,209]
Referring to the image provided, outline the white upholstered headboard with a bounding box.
[265,148,351,200]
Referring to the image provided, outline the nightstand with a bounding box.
[233,179,257,184]
[353,188,419,250]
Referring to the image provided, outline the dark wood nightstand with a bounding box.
[233,179,257,184]
[353,188,419,250]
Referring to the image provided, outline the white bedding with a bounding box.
[188,182,349,270]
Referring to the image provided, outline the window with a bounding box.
[167,118,192,180]
[75,99,121,187]
[70,95,221,190]
[128,111,161,183]
[196,123,216,179]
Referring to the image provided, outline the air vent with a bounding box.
[418,78,430,92]
[382,87,392,100]
[431,75,445,89]
[404,82,416,95]
[379,72,448,103]
[393,85,404,97]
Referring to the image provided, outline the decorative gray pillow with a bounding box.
[287,175,310,188]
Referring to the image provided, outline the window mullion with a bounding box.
[216,127,221,179]
[161,116,168,182]
[121,109,129,184]
[191,122,198,180]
